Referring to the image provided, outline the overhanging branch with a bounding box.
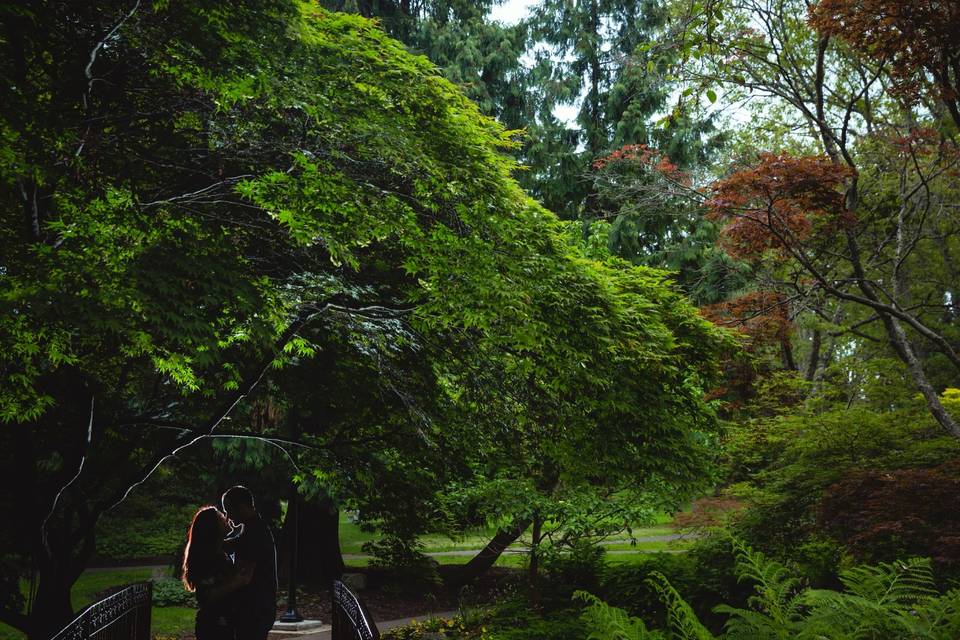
[99,307,325,514]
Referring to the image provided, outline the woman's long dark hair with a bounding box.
[182,506,225,592]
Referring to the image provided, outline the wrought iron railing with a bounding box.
[331,579,379,640]
[50,582,152,640]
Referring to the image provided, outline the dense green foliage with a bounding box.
[715,374,960,575]
[386,542,960,639]
[149,579,196,608]
[0,1,725,637]
[575,542,960,640]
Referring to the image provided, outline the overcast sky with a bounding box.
[486,0,584,126]
[488,0,536,25]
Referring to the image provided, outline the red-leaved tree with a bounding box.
[705,153,855,261]
[809,0,960,129]
[701,145,960,438]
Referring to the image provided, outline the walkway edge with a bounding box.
[268,610,459,640]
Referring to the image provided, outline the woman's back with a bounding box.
[194,552,240,639]
[184,506,249,640]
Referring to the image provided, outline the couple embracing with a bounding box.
[182,486,278,640]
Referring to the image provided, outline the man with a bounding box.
[222,486,278,640]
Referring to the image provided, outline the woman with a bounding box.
[182,506,253,640]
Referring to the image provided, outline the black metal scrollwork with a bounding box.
[331,580,379,640]
[50,582,152,640]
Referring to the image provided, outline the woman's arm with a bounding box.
[200,564,253,604]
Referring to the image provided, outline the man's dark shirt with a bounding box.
[229,516,277,628]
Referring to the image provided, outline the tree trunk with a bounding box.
[18,415,94,640]
[885,191,960,437]
[528,514,543,609]
[446,519,530,587]
[804,329,822,382]
[296,497,344,582]
[29,555,77,640]
[780,335,797,372]
[881,314,960,438]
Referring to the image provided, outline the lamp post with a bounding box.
[279,488,303,623]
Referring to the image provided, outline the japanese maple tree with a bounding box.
[810,0,960,129]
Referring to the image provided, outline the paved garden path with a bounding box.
[269,610,460,639]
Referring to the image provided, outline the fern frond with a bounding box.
[730,538,804,626]
[911,587,960,639]
[574,590,665,640]
[714,604,795,640]
[803,574,959,640]
[647,572,715,640]
[838,557,937,609]
[801,589,894,638]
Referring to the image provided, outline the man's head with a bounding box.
[221,485,257,525]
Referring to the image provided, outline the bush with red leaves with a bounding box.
[818,460,960,566]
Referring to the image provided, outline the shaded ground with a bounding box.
[276,565,521,625]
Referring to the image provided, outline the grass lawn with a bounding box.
[605,550,689,565]
[342,551,527,570]
[611,525,679,539]
[339,514,501,554]
[340,510,683,555]
[151,607,196,639]
[603,538,695,553]
[69,568,154,610]
[339,515,376,553]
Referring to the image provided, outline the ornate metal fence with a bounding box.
[50,582,152,640]
[331,579,379,640]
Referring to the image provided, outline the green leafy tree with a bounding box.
[0,3,726,638]
[588,144,747,304]
[321,0,533,128]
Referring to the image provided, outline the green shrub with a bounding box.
[818,460,960,569]
[150,578,196,608]
[486,599,582,640]
[489,611,581,640]
[381,615,475,640]
[95,502,195,561]
[542,541,607,593]
[364,536,441,590]
[790,537,846,587]
[597,546,740,634]
[722,386,960,568]
[383,600,581,640]
[575,591,664,640]
[599,553,697,623]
